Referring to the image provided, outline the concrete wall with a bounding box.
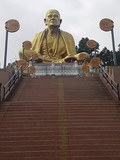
[0,68,15,85]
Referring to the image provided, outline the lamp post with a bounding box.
[99,18,117,65]
[4,19,20,68]
[111,28,117,65]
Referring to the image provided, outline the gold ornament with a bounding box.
[27,66,36,74]
[16,60,28,70]
[22,41,32,50]
[87,40,97,49]
[90,57,101,68]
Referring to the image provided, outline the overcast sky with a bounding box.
[1,0,120,68]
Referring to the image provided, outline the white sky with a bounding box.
[0,0,120,68]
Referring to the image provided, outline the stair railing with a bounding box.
[2,67,22,101]
[0,83,2,103]
[99,65,119,100]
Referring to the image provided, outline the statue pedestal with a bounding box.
[32,62,85,77]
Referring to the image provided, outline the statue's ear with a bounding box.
[44,18,47,25]
[60,19,62,24]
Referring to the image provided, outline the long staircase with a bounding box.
[0,76,120,160]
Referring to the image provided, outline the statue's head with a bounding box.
[44,9,62,27]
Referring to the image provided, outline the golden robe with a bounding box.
[19,30,77,63]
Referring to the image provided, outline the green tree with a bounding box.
[115,44,120,65]
[116,51,120,65]
[98,47,114,66]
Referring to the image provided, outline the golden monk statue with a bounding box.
[19,9,77,63]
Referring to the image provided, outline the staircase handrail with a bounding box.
[0,83,2,102]
[99,65,119,100]
[2,67,22,101]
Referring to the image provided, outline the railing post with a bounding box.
[117,84,120,100]
[2,86,5,101]
[0,83,2,102]
[13,74,16,85]
[111,80,113,89]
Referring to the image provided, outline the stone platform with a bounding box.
[29,61,89,77]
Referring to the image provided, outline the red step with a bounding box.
[0,76,120,160]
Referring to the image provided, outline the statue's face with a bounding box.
[44,10,61,27]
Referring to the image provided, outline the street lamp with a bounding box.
[99,18,117,65]
[4,19,20,68]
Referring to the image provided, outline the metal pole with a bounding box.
[111,29,117,65]
[0,83,2,102]
[4,30,9,68]
[94,48,97,57]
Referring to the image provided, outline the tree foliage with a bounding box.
[116,51,120,65]
[76,37,120,66]
[98,47,114,66]
[76,37,99,56]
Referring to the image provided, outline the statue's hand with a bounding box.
[39,54,44,60]
[64,55,77,63]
